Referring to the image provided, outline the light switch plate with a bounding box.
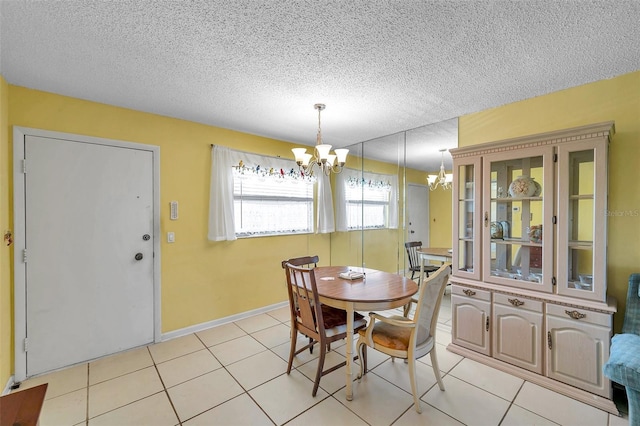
[167,232,175,243]
[170,201,178,220]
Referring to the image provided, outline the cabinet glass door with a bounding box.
[482,146,554,292]
[557,139,607,301]
[452,157,481,279]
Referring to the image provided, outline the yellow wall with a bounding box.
[0,75,12,387]
[428,184,453,248]
[7,85,333,338]
[2,84,414,382]
[459,70,640,332]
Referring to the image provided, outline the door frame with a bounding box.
[406,183,430,245]
[13,126,161,381]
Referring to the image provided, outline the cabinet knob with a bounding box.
[508,298,524,307]
[565,310,586,320]
[463,289,476,297]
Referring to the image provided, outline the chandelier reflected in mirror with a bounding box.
[292,104,348,176]
[427,149,453,190]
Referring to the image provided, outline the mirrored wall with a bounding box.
[329,117,458,277]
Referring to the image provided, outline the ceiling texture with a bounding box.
[1,0,639,171]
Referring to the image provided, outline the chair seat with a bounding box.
[321,305,364,329]
[410,265,439,273]
[604,333,640,390]
[358,315,411,351]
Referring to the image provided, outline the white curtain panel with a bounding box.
[316,171,335,233]
[208,145,237,241]
[335,170,350,232]
[388,174,399,229]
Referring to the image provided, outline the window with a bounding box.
[344,177,392,230]
[233,170,314,237]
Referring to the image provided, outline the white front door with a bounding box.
[19,133,156,377]
[406,183,430,245]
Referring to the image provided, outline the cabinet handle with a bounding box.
[486,317,489,332]
[565,310,586,320]
[547,331,552,349]
[508,298,524,307]
[484,212,489,227]
[463,289,476,297]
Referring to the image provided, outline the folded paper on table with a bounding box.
[339,271,365,280]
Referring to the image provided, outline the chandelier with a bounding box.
[427,149,453,190]
[292,104,348,176]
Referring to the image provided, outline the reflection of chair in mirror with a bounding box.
[356,263,451,413]
[282,260,367,396]
[603,273,640,425]
[512,246,542,269]
[405,241,439,283]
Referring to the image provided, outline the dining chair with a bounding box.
[356,263,451,413]
[282,260,367,396]
[282,256,320,354]
[405,241,439,283]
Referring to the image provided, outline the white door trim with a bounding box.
[406,183,430,244]
[12,126,161,382]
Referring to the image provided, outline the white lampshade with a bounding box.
[334,148,349,164]
[291,148,307,162]
[326,154,336,167]
[427,175,437,184]
[445,173,454,183]
[301,153,313,166]
[315,144,332,160]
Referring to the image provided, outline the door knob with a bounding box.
[410,230,415,233]
[135,253,143,261]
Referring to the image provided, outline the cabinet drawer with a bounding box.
[546,303,612,327]
[494,293,542,313]
[452,285,491,302]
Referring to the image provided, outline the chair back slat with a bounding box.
[284,262,323,337]
[413,263,451,345]
[405,241,422,271]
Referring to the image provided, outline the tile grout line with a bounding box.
[148,345,183,426]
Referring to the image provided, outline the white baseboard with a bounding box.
[2,375,15,395]
[161,301,288,342]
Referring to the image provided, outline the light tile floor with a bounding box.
[14,293,629,426]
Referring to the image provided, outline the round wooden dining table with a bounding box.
[312,266,418,401]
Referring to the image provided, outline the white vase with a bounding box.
[509,175,537,198]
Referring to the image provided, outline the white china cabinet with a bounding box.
[449,122,617,414]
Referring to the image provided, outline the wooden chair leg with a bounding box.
[313,340,327,396]
[408,356,422,413]
[287,329,297,374]
[430,349,445,391]
[356,340,367,378]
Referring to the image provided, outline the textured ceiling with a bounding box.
[1,1,639,171]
